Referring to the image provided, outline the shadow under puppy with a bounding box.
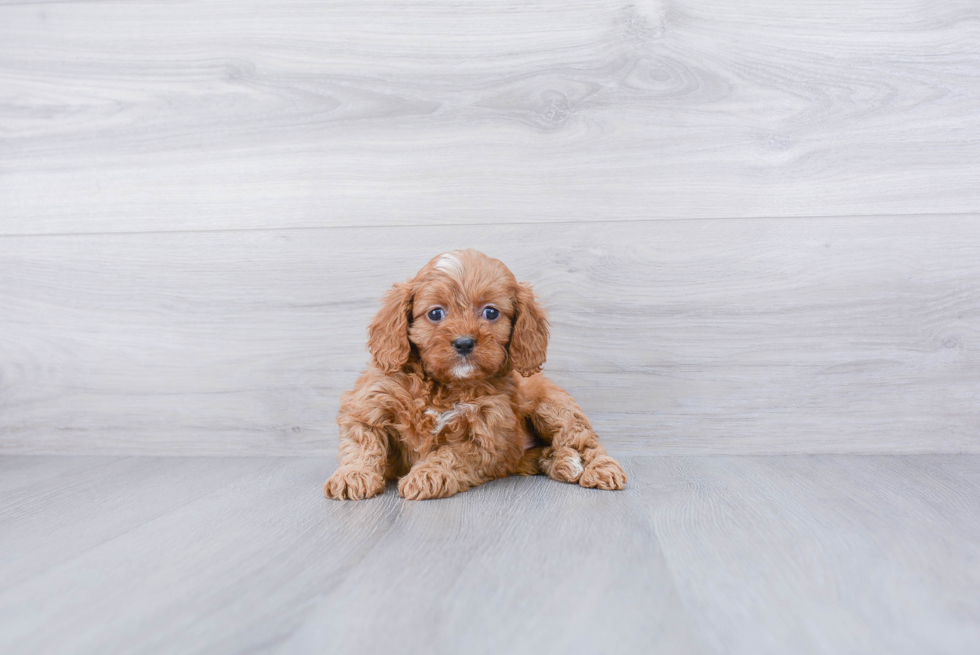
[325,249,627,500]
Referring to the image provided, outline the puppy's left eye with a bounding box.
[482,307,500,321]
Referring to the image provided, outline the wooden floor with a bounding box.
[2,455,978,654]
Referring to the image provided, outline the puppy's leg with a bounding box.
[398,443,490,500]
[324,419,388,500]
[400,401,523,500]
[525,377,627,490]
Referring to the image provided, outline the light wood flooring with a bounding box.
[2,455,978,654]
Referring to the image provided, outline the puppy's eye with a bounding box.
[482,307,500,321]
[427,308,445,322]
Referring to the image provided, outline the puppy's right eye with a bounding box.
[427,308,445,322]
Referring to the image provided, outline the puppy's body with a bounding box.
[325,250,626,501]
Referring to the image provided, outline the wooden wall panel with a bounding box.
[1,0,978,235]
[2,217,977,455]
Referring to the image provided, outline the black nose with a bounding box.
[453,337,476,356]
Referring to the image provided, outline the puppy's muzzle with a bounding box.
[452,336,476,356]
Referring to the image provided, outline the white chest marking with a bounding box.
[426,403,476,434]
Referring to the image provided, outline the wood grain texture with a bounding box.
[2,217,978,455]
[643,456,980,653]
[1,455,978,654]
[1,0,978,235]
[0,457,273,589]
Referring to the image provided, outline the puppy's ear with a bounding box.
[509,282,549,376]
[368,282,413,374]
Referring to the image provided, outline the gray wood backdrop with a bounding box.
[1,0,978,455]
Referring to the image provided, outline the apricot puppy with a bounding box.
[324,249,627,501]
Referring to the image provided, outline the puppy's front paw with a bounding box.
[324,466,385,500]
[540,446,584,484]
[580,455,627,490]
[398,465,460,500]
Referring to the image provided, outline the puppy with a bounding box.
[324,249,627,500]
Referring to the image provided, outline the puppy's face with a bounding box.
[368,250,549,382]
[410,252,516,382]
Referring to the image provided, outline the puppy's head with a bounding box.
[368,250,549,382]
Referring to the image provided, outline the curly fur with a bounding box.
[324,249,627,501]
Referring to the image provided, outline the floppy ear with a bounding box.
[509,282,550,376]
[368,282,413,374]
